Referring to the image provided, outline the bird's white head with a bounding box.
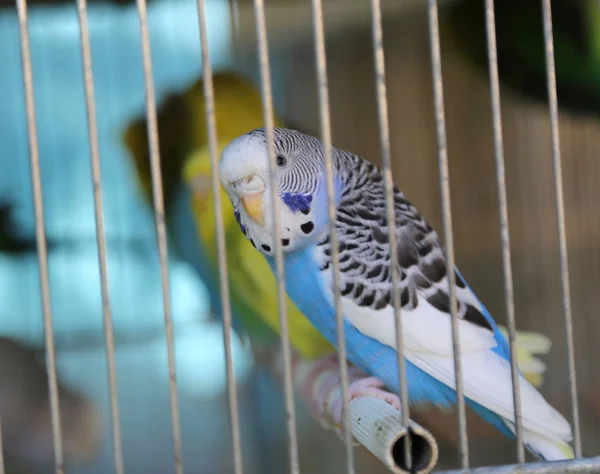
[219,127,332,255]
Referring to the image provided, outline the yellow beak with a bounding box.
[241,192,265,227]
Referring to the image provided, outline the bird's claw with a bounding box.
[329,376,402,440]
[296,354,401,444]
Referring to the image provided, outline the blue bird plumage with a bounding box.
[219,126,574,461]
[266,246,514,439]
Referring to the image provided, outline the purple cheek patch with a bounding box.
[282,192,313,214]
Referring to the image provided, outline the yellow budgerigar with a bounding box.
[123,72,332,359]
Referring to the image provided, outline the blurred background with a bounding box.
[0,0,599,472]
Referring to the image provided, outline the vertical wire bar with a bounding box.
[483,0,524,462]
[540,0,582,457]
[251,1,300,472]
[195,2,244,473]
[75,1,125,472]
[0,417,5,474]
[309,1,355,473]
[426,0,469,467]
[134,0,184,471]
[368,0,412,468]
[15,1,65,472]
[227,0,240,62]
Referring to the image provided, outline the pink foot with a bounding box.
[329,376,402,437]
[295,355,402,440]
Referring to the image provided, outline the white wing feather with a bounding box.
[338,290,497,355]
[323,279,572,441]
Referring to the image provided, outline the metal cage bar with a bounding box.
[75,0,125,472]
[540,0,582,457]
[483,0,524,462]
[368,0,414,469]
[15,1,65,472]
[195,1,245,473]
[134,0,184,472]
[227,0,241,63]
[426,0,470,467]
[442,456,600,474]
[0,418,3,474]
[309,0,356,472]
[252,1,301,473]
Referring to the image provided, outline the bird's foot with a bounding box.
[295,354,401,443]
[328,376,402,439]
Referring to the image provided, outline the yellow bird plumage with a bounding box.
[122,71,551,404]
[122,71,332,359]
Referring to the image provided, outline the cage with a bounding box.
[0,0,599,473]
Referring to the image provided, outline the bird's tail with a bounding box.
[523,429,575,461]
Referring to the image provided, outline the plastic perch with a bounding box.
[349,396,438,474]
[266,348,439,474]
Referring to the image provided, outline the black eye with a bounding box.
[276,155,286,167]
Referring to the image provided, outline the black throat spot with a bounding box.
[300,221,315,234]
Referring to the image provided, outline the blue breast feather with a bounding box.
[266,248,515,438]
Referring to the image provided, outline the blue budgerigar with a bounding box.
[219,127,574,461]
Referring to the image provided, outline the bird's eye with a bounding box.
[276,155,287,167]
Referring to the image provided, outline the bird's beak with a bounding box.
[241,192,265,227]
[235,174,266,227]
